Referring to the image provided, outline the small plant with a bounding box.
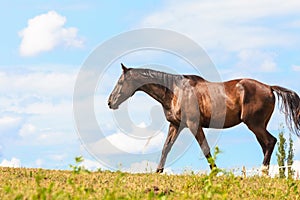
[201,146,228,199]
[207,146,223,177]
[277,125,287,178]
[32,169,57,200]
[69,156,90,174]
[276,125,295,179]
[287,132,295,179]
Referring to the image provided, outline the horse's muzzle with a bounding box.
[108,101,118,110]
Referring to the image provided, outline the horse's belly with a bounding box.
[201,109,242,129]
[222,114,242,128]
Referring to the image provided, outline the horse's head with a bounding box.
[108,63,136,109]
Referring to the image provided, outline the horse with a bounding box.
[108,63,300,175]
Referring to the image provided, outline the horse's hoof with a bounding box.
[261,165,269,177]
[209,164,217,170]
[156,168,164,173]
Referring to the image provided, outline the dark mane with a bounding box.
[131,68,182,78]
[130,68,183,88]
[130,68,208,88]
[131,68,207,82]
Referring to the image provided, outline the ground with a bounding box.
[0,167,299,199]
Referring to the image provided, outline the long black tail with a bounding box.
[271,86,300,136]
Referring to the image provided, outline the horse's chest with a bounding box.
[164,109,180,123]
[164,89,195,125]
[164,108,181,125]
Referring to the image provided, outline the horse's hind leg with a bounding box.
[246,124,277,174]
[243,107,277,175]
[239,80,277,175]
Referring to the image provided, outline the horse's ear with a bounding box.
[121,63,129,73]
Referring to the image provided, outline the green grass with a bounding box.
[0,166,299,200]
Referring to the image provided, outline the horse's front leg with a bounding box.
[156,123,182,173]
[189,123,215,170]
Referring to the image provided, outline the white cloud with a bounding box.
[0,69,77,97]
[0,64,86,163]
[0,116,21,128]
[49,153,68,161]
[268,164,280,177]
[0,116,22,135]
[292,160,300,179]
[23,129,75,146]
[219,49,279,80]
[19,123,36,137]
[0,157,21,168]
[270,161,300,179]
[19,10,83,56]
[0,68,76,136]
[35,159,43,168]
[17,121,76,146]
[0,67,81,150]
[80,158,106,171]
[89,130,165,155]
[237,50,278,72]
[141,0,300,51]
[245,161,300,178]
[260,60,277,72]
[12,101,72,115]
[125,160,173,174]
[294,138,300,156]
[292,65,300,71]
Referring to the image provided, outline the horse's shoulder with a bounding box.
[183,74,205,81]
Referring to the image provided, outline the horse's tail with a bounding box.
[271,85,300,136]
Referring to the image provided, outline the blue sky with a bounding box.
[0,0,300,175]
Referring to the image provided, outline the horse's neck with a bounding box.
[139,83,173,109]
[134,70,181,109]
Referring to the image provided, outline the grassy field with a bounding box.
[0,165,299,200]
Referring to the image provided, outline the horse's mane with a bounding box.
[130,68,181,86]
[131,68,181,79]
[131,68,206,81]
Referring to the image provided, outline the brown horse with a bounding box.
[108,64,300,175]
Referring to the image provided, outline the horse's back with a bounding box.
[173,76,276,128]
[184,78,243,128]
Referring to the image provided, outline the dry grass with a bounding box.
[0,166,299,200]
